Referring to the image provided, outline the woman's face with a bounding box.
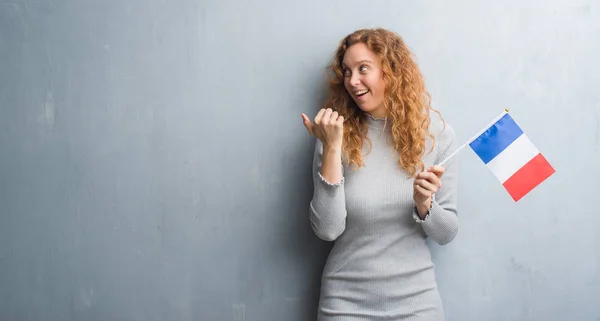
[342,43,387,118]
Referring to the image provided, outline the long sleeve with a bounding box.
[413,124,459,245]
[309,139,347,241]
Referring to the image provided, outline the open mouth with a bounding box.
[354,89,369,97]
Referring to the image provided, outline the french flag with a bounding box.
[468,112,555,201]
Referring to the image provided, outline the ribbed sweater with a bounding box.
[309,114,459,321]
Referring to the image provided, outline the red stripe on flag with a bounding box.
[503,153,555,201]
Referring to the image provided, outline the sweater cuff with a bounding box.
[412,206,429,223]
[412,197,434,223]
[317,172,344,187]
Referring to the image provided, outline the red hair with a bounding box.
[323,28,443,176]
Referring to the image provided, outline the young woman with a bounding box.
[301,28,459,321]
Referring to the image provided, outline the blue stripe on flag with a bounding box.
[469,113,523,164]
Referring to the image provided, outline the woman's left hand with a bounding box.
[413,165,445,218]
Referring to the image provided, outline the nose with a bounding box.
[350,73,361,86]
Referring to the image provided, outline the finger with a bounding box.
[417,172,436,181]
[336,115,345,126]
[414,185,433,198]
[314,109,326,125]
[418,172,441,188]
[330,111,339,124]
[427,173,442,188]
[322,108,333,124]
[428,165,445,177]
[301,113,314,136]
[415,178,438,193]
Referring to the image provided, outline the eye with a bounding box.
[343,68,351,77]
[359,65,369,72]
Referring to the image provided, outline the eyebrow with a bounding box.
[342,60,373,67]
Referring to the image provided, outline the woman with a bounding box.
[301,28,459,320]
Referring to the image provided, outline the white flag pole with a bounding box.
[437,109,510,167]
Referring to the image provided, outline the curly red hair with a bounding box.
[323,28,443,176]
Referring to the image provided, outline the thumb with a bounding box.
[301,113,314,136]
[427,165,445,177]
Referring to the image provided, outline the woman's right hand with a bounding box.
[301,108,344,149]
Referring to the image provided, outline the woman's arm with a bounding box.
[308,139,347,241]
[413,124,459,245]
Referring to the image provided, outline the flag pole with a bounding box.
[437,109,510,167]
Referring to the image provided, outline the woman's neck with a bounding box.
[367,106,388,119]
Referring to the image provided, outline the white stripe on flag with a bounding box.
[486,133,540,183]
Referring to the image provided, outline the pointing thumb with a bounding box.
[301,114,314,136]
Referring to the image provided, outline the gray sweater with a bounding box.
[309,114,459,321]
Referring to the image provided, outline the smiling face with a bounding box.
[342,43,387,118]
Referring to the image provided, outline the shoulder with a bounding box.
[429,114,456,145]
[426,113,457,162]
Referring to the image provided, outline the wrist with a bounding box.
[322,142,342,153]
[320,141,344,185]
[322,144,342,159]
[416,199,432,218]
